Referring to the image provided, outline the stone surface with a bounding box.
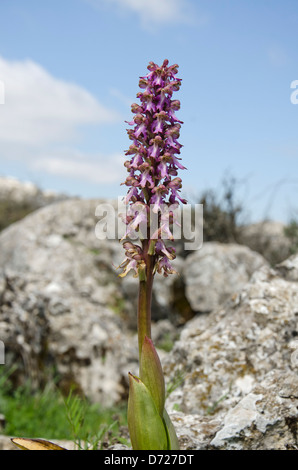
[164,258,298,418]
[1,194,297,450]
[276,253,298,282]
[0,199,270,406]
[168,411,222,450]
[0,198,186,404]
[209,370,298,450]
[183,242,267,312]
[0,198,139,406]
[167,370,298,450]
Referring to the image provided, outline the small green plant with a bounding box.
[157,332,176,353]
[206,382,232,415]
[166,369,186,399]
[63,388,125,450]
[197,174,245,243]
[284,219,298,255]
[0,199,38,232]
[0,370,126,448]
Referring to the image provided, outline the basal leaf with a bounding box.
[11,437,66,450]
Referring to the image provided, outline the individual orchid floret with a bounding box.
[155,239,176,260]
[150,185,168,214]
[148,135,163,159]
[121,202,149,241]
[155,256,178,277]
[117,241,145,278]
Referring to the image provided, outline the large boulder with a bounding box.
[164,255,298,417]
[162,254,298,450]
[168,369,298,450]
[183,242,267,313]
[0,197,191,405]
[0,196,297,451]
[0,198,139,406]
[209,370,298,450]
[276,254,298,282]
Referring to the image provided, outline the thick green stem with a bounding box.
[137,240,155,360]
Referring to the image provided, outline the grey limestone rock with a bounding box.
[164,258,298,419]
[183,242,267,313]
[0,198,138,406]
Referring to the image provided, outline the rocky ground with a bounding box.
[0,180,297,450]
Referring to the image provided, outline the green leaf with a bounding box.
[163,408,180,450]
[127,373,168,450]
[139,336,165,416]
[11,438,66,450]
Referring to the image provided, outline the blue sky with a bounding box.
[0,0,297,222]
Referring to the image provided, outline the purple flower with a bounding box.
[123,186,139,204]
[171,154,187,171]
[157,159,168,179]
[148,135,163,159]
[155,256,177,277]
[121,61,183,452]
[117,241,145,277]
[152,111,168,134]
[155,239,176,259]
[139,167,154,189]
[150,185,168,214]
[120,59,187,277]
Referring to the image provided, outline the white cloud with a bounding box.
[0,56,119,146]
[87,0,195,28]
[0,56,125,188]
[31,149,124,184]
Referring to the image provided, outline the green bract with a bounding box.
[140,336,165,416]
[127,336,179,450]
[127,373,168,450]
